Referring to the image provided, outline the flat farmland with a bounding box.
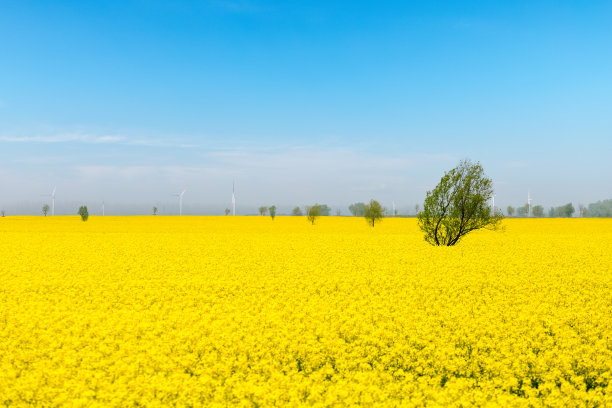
[0,217,610,407]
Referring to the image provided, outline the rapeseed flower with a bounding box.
[0,216,609,406]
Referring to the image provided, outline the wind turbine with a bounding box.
[232,181,236,216]
[527,190,532,217]
[102,200,105,216]
[491,195,496,216]
[42,187,56,216]
[171,190,186,215]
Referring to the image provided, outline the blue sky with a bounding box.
[1,0,611,214]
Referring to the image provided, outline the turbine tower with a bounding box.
[171,190,186,216]
[527,190,532,217]
[491,195,496,216]
[232,181,236,216]
[102,200,105,216]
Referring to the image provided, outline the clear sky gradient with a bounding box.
[1,0,611,214]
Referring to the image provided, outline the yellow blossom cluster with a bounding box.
[0,216,610,407]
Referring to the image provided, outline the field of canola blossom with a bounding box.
[0,216,610,407]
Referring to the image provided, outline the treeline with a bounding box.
[506,199,612,217]
[262,198,612,218]
[256,202,400,218]
[253,201,386,226]
[348,202,401,217]
[587,199,612,217]
[290,204,332,216]
[253,204,333,217]
[259,203,401,217]
[507,203,577,217]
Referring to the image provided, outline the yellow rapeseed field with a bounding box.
[0,216,610,407]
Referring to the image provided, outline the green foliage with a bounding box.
[557,203,575,218]
[532,205,544,217]
[348,202,366,217]
[418,159,503,246]
[225,208,231,216]
[78,206,89,222]
[516,206,528,217]
[364,199,385,227]
[507,206,515,217]
[318,204,331,216]
[258,206,268,216]
[42,204,50,216]
[153,206,158,216]
[292,206,303,216]
[306,204,321,225]
[587,199,612,217]
[548,207,557,217]
[269,205,277,220]
[1,210,5,217]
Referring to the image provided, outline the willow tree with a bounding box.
[418,159,502,246]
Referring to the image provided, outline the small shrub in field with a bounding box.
[306,204,321,225]
[269,205,277,220]
[78,206,89,222]
[364,199,385,227]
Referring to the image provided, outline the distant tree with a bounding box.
[578,204,587,217]
[153,206,158,216]
[258,206,268,216]
[348,202,366,217]
[292,206,303,216]
[225,208,231,216]
[415,204,420,215]
[558,203,575,218]
[548,207,557,217]
[516,206,527,217]
[523,203,530,216]
[587,199,612,217]
[269,205,277,220]
[418,159,503,246]
[393,208,398,217]
[306,204,321,225]
[364,199,385,227]
[1,210,5,217]
[318,204,331,216]
[335,209,342,216]
[507,206,515,217]
[532,205,544,217]
[78,206,89,222]
[42,204,50,216]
